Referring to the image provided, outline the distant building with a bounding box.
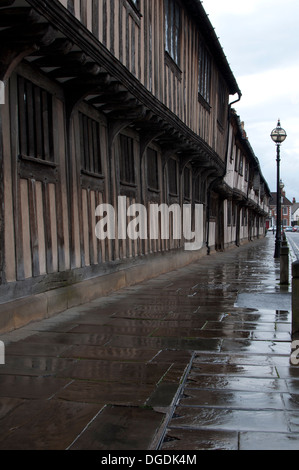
[292,198,299,226]
[269,183,292,228]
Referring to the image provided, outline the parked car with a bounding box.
[284,226,293,232]
[293,226,299,232]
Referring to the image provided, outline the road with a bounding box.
[286,232,299,260]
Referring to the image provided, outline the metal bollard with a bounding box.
[280,245,289,285]
[292,260,299,340]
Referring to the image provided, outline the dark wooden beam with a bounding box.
[0,7,41,27]
[32,51,87,68]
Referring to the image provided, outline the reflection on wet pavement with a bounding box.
[161,236,299,450]
[0,235,298,450]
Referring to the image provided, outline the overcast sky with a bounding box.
[202,0,299,202]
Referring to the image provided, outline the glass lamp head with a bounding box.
[271,120,287,144]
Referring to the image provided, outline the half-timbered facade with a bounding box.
[0,0,269,332]
[222,111,270,248]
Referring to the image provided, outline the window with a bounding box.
[168,158,178,195]
[230,136,235,162]
[79,112,102,175]
[283,207,288,216]
[198,42,211,104]
[227,200,232,226]
[67,0,75,14]
[119,134,135,185]
[147,148,159,191]
[194,174,201,202]
[239,154,244,176]
[245,162,249,181]
[232,203,237,226]
[184,167,191,200]
[242,208,248,226]
[217,76,227,126]
[127,0,140,13]
[164,0,180,65]
[235,149,239,172]
[17,76,54,162]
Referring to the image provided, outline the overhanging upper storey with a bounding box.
[0,0,244,173]
[12,0,240,163]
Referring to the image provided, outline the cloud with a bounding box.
[204,0,299,75]
[237,66,299,110]
[202,0,262,16]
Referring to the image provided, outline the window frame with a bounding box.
[198,41,212,105]
[147,147,160,192]
[79,112,103,177]
[168,157,179,197]
[164,0,181,66]
[119,134,136,186]
[17,75,54,163]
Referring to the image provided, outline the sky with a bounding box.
[201,0,299,202]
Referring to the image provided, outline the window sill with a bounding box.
[81,169,105,179]
[125,0,142,22]
[120,181,137,189]
[19,154,57,168]
[165,52,182,81]
[198,93,211,112]
[148,186,160,194]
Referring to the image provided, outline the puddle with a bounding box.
[235,293,291,311]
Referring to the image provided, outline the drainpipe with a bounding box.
[226,92,242,170]
[206,91,242,255]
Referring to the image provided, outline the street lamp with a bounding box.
[271,119,287,258]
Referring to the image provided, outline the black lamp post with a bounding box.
[271,120,287,258]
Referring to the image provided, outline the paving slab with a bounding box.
[69,405,166,450]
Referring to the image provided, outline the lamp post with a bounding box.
[271,120,287,258]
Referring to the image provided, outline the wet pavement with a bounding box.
[287,232,299,260]
[0,234,297,451]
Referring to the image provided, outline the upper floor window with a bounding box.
[217,76,227,126]
[239,154,244,176]
[164,0,181,65]
[235,148,239,172]
[198,42,211,104]
[17,76,54,162]
[245,162,249,182]
[127,0,140,12]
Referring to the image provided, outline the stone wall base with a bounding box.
[0,247,208,334]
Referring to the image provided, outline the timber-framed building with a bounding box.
[0,0,270,332]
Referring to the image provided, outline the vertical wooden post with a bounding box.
[280,245,289,285]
